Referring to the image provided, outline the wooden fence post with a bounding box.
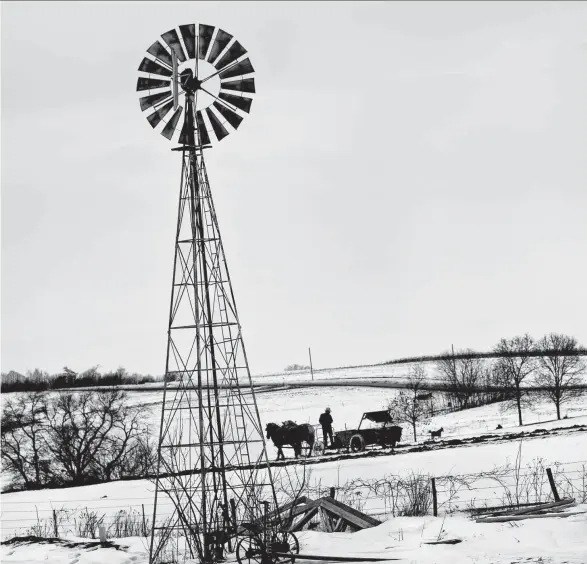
[431,478,438,517]
[546,468,560,502]
[53,509,58,537]
[142,504,147,537]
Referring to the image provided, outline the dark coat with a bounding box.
[319,412,333,427]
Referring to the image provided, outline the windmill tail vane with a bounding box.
[136,23,279,563]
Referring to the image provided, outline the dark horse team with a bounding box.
[265,407,334,460]
[265,421,315,461]
[264,407,340,460]
[265,407,333,460]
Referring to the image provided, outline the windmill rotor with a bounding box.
[137,23,255,146]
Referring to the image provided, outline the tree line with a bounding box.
[388,333,586,442]
[0,366,159,394]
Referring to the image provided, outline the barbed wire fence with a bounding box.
[1,456,586,541]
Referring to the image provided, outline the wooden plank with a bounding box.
[470,500,551,514]
[273,553,400,562]
[470,498,574,517]
[319,498,381,529]
[321,504,370,531]
[321,507,333,532]
[290,506,319,532]
[266,496,309,520]
[321,496,381,526]
[285,499,320,521]
[476,510,585,523]
[476,499,575,519]
[507,498,574,516]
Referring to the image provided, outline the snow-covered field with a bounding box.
[2,507,587,564]
[124,384,587,442]
[2,385,587,563]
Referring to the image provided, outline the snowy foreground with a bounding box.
[2,385,587,563]
[2,508,587,564]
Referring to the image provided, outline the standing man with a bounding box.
[319,407,334,448]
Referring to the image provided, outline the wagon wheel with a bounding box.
[349,434,366,452]
[236,536,266,564]
[270,531,299,564]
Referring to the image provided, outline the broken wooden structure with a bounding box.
[473,498,579,523]
[268,495,381,533]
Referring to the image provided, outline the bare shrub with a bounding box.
[397,473,432,516]
[75,508,105,539]
[436,351,486,409]
[341,471,433,517]
[388,364,430,442]
[108,508,149,538]
[556,464,587,504]
[273,463,314,528]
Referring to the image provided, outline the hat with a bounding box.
[325,407,331,412]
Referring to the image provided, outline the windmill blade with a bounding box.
[219,92,252,114]
[198,24,214,60]
[140,90,172,111]
[138,57,173,77]
[161,107,183,140]
[172,51,179,110]
[195,111,211,146]
[205,108,229,142]
[207,28,232,65]
[219,58,254,80]
[220,78,255,94]
[179,24,196,59]
[179,112,196,146]
[215,40,247,71]
[137,77,171,92]
[147,100,174,128]
[162,29,187,63]
[147,41,173,68]
[213,101,243,130]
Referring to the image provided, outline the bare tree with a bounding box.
[436,350,484,409]
[493,334,536,426]
[535,333,586,420]
[43,390,146,485]
[1,392,50,489]
[389,364,430,442]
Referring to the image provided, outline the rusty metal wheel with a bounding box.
[236,536,266,564]
[270,531,299,564]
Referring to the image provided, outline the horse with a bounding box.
[265,421,315,460]
[429,427,444,439]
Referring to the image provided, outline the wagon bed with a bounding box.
[327,410,402,453]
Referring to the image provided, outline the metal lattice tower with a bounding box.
[135,24,278,563]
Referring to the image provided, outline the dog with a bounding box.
[429,427,444,439]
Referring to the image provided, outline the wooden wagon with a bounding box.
[327,410,402,453]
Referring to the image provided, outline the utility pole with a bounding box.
[309,347,314,381]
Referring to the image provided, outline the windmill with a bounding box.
[136,24,277,563]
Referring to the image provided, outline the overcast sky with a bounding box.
[2,1,586,377]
